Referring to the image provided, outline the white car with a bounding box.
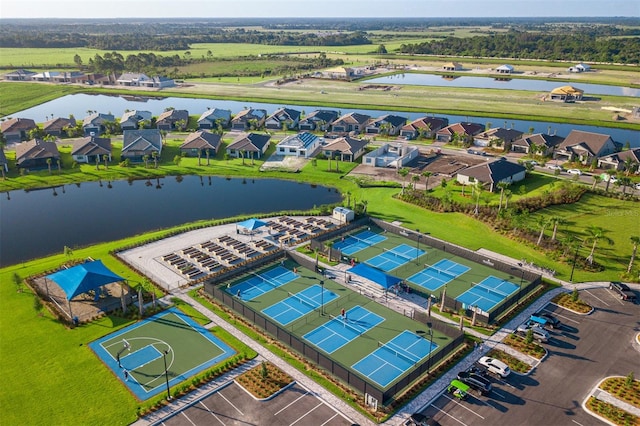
[546,164,563,171]
[635,183,640,190]
[477,356,511,378]
[567,169,582,176]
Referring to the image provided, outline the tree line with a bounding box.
[398,31,640,64]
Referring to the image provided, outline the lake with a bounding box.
[0,176,341,267]
[365,73,640,97]
[11,94,640,147]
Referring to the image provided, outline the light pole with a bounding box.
[570,242,580,283]
[415,229,422,265]
[163,350,171,401]
[320,280,324,316]
[417,326,435,374]
[516,263,525,305]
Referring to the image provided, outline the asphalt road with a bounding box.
[160,381,355,426]
[417,287,640,426]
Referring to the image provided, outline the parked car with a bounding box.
[533,312,562,329]
[567,169,582,175]
[405,413,441,426]
[516,322,550,343]
[635,182,640,190]
[477,356,511,378]
[447,379,470,400]
[457,370,492,395]
[524,160,539,166]
[609,282,637,301]
[601,173,618,183]
[546,164,563,171]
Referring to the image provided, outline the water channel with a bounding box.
[0,176,341,267]
[11,94,640,147]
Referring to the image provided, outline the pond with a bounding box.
[0,176,341,267]
[11,94,639,147]
[365,73,640,97]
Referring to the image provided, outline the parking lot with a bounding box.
[160,381,354,426]
[417,287,639,426]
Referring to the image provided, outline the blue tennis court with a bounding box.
[303,306,385,353]
[262,284,338,326]
[352,330,438,388]
[228,266,298,301]
[408,259,470,290]
[366,244,425,272]
[333,230,387,256]
[456,275,520,312]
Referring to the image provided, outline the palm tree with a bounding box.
[584,225,614,265]
[504,189,513,209]
[152,151,159,168]
[142,154,149,169]
[46,158,52,175]
[496,182,510,212]
[616,177,632,196]
[103,154,109,170]
[628,236,640,273]
[473,181,483,215]
[421,171,432,193]
[591,174,602,190]
[240,149,246,165]
[398,167,409,194]
[549,216,566,241]
[411,174,420,190]
[205,149,211,166]
[536,215,550,246]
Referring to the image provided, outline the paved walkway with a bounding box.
[132,232,625,426]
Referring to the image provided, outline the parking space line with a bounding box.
[546,310,580,324]
[320,413,340,425]
[492,377,516,389]
[274,391,311,416]
[180,410,199,426]
[441,394,485,419]
[605,289,625,305]
[431,404,469,426]
[289,402,323,426]
[198,401,225,425]
[572,419,586,426]
[218,391,244,415]
[585,289,609,306]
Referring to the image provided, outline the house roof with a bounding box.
[197,108,232,124]
[227,133,271,152]
[4,69,37,77]
[117,73,150,82]
[156,109,189,123]
[180,131,222,150]
[475,128,524,142]
[83,112,115,127]
[71,136,111,156]
[322,136,368,155]
[437,122,484,137]
[459,159,526,185]
[301,110,339,124]
[368,114,407,128]
[268,107,301,123]
[443,62,462,68]
[122,129,162,152]
[496,64,514,71]
[557,130,613,156]
[550,85,584,95]
[599,147,640,164]
[402,116,449,132]
[277,132,318,150]
[232,108,267,123]
[334,112,371,126]
[511,133,564,148]
[15,139,60,163]
[121,110,152,123]
[1,117,37,133]
[43,117,76,132]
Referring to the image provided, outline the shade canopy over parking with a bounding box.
[46,260,125,301]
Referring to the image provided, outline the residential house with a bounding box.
[31,71,61,82]
[364,114,407,136]
[51,71,87,84]
[179,131,222,158]
[226,133,271,159]
[4,69,37,81]
[116,73,151,86]
[197,108,232,130]
[549,85,584,102]
[1,118,38,143]
[139,76,175,89]
[156,109,189,131]
[330,112,370,134]
[83,112,115,136]
[71,136,112,164]
[598,148,640,172]
[400,116,449,140]
[510,133,565,155]
[265,107,301,130]
[276,132,321,158]
[298,110,339,131]
[435,122,484,144]
[0,149,8,173]
[568,63,591,73]
[456,158,526,192]
[554,130,618,165]
[230,109,267,131]
[321,136,369,162]
[495,64,514,74]
[15,139,60,170]
[121,129,162,162]
[473,128,524,148]
[120,110,153,131]
[362,143,418,168]
[442,62,462,72]
[43,117,76,137]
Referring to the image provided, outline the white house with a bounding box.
[362,143,419,168]
[276,132,321,158]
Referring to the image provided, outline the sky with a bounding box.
[1,0,638,19]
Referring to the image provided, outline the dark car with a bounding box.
[609,282,637,301]
[457,370,492,395]
[405,413,441,426]
[533,311,562,329]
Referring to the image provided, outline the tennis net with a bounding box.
[378,341,421,365]
[288,291,319,310]
[427,265,457,281]
[473,283,510,299]
[252,272,281,289]
[330,314,366,336]
[348,233,373,247]
[384,248,414,263]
